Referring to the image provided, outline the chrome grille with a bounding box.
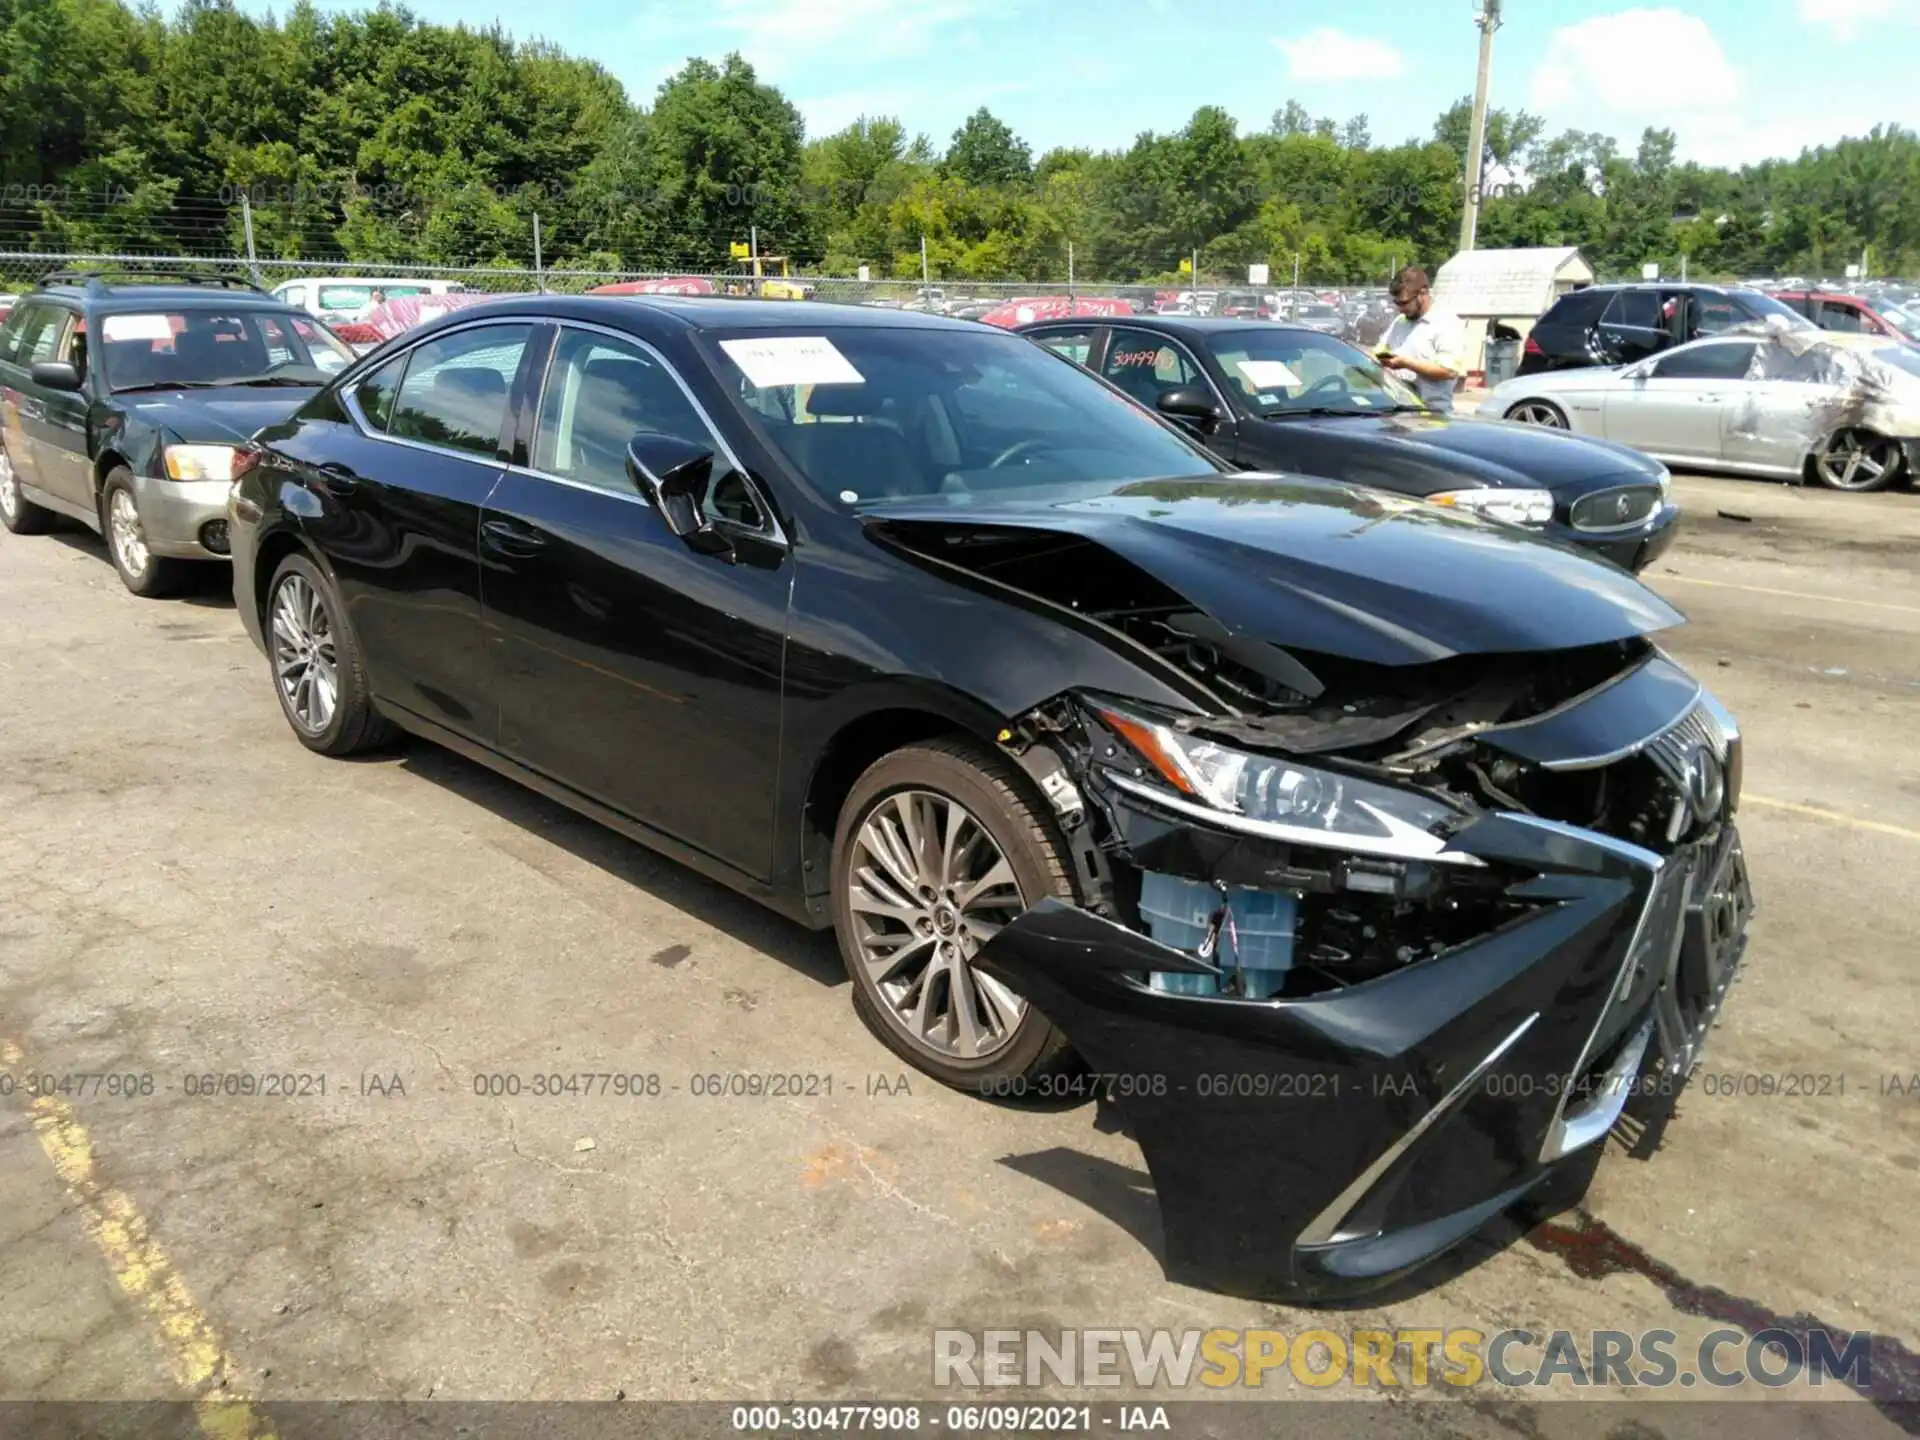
[1646,704,1726,791]
[1570,484,1661,532]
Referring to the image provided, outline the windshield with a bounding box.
[708,327,1223,509]
[1212,328,1422,415]
[99,310,356,391]
[1737,290,1819,330]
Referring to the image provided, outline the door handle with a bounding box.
[481,517,548,556]
[315,461,358,492]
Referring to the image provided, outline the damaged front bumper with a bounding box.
[973,763,1754,1304]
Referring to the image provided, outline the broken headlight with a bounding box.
[1094,703,1468,862]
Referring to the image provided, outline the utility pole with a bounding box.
[240,193,262,288]
[1457,0,1502,254]
[750,223,760,294]
[533,211,545,293]
[1067,241,1075,302]
[920,233,930,290]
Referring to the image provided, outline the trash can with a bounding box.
[1482,337,1521,389]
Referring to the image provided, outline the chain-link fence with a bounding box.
[0,251,1381,319]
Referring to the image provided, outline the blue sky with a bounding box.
[267,0,1920,166]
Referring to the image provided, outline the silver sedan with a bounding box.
[1487,329,1920,492]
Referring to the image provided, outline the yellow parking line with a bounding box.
[1744,794,1920,843]
[1658,573,1920,617]
[0,1040,275,1440]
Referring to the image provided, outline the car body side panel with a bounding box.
[479,469,791,881]
[260,413,503,744]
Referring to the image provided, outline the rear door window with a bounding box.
[352,354,408,432]
[1602,291,1661,330]
[388,324,534,458]
[1030,328,1096,365]
[10,304,70,367]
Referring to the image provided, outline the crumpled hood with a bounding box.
[114,386,322,444]
[861,475,1683,666]
[1259,409,1663,495]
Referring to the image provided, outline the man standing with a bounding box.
[1376,265,1466,413]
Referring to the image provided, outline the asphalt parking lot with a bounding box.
[1,471,1917,1435]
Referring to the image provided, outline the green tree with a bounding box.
[942,107,1032,190]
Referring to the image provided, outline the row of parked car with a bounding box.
[0,268,1755,1305]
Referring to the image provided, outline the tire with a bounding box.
[1808,428,1904,493]
[0,440,54,535]
[100,468,187,597]
[831,737,1080,1092]
[265,552,394,756]
[1505,399,1569,428]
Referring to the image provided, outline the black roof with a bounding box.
[32,270,290,313]
[416,293,992,334]
[1569,281,1737,295]
[1015,313,1337,343]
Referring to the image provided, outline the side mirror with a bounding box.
[625,433,733,558]
[30,360,81,392]
[1157,385,1220,424]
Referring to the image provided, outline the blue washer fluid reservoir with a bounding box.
[1137,872,1297,999]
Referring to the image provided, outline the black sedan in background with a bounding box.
[229,295,1749,1303]
[1017,315,1680,571]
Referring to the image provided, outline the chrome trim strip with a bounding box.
[1548,1017,1655,1158]
[1102,771,1486,866]
[1297,1011,1540,1248]
[1533,681,1706,772]
[335,314,789,549]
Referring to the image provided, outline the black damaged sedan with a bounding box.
[230,296,1752,1302]
[1017,314,1681,572]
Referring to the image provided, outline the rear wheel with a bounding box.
[831,738,1079,1091]
[266,552,394,756]
[101,469,186,596]
[0,441,54,535]
[1505,399,1568,428]
[1809,428,1903,492]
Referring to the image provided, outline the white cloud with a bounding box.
[1271,28,1407,82]
[1796,0,1896,41]
[1524,6,1920,166]
[1531,9,1738,114]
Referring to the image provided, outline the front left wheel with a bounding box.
[101,468,187,596]
[831,738,1080,1091]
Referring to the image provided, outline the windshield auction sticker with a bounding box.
[720,336,864,388]
[101,313,176,341]
[1234,358,1302,389]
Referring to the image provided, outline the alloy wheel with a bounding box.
[0,449,17,521]
[1508,402,1566,428]
[108,487,149,578]
[846,789,1029,1061]
[1816,429,1899,491]
[271,573,339,734]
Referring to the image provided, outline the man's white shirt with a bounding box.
[1380,305,1467,408]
